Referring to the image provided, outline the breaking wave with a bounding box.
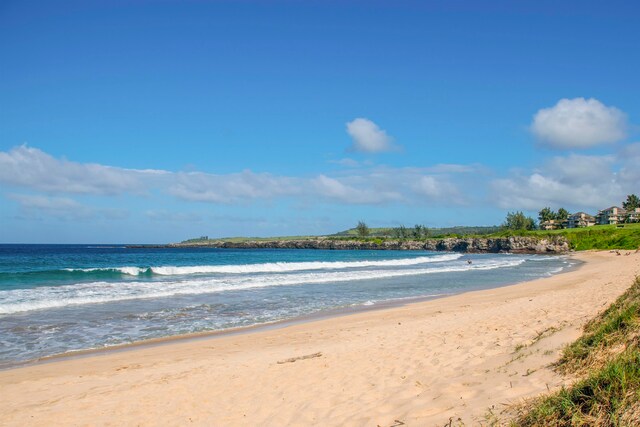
[0,257,523,314]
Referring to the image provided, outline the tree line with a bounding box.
[502,193,639,231]
[353,194,639,236]
[355,221,430,239]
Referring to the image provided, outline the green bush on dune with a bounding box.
[513,277,640,426]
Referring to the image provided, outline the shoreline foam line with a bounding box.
[61,253,465,276]
[0,258,525,315]
[7,291,453,371]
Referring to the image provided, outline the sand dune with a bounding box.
[1,251,639,426]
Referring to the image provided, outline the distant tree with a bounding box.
[356,221,370,238]
[623,194,639,210]
[411,224,430,239]
[538,207,554,223]
[553,208,569,229]
[556,208,569,220]
[503,211,536,231]
[393,225,408,239]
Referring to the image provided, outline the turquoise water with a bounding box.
[0,244,576,368]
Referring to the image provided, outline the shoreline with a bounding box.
[19,292,453,370]
[4,254,581,371]
[125,235,570,254]
[2,251,639,426]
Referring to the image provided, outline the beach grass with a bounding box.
[512,277,640,425]
[514,345,640,426]
[559,278,640,373]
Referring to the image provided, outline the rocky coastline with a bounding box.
[129,236,570,254]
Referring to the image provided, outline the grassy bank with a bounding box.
[330,225,502,238]
[535,224,640,251]
[180,223,640,251]
[326,224,640,251]
[490,223,640,251]
[512,276,640,425]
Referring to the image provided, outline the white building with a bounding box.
[595,206,626,225]
[567,212,596,228]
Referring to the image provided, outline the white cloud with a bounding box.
[0,145,162,195]
[0,145,299,204]
[544,154,616,185]
[313,174,401,204]
[0,145,475,207]
[491,154,627,211]
[346,118,398,153]
[618,142,640,184]
[531,98,627,149]
[413,176,462,202]
[314,165,473,206]
[168,170,301,204]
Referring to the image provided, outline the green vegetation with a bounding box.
[331,225,501,238]
[182,197,640,250]
[484,223,640,251]
[389,224,429,239]
[515,347,640,426]
[558,208,569,222]
[181,223,640,250]
[513,277,640,426]
[560,277,640,373]
[623,194,639,211]
[355,221,370,238]
[428,225,502,237]
[538,207,554,223]
[538,206,569,223]
[503,211,537,231]
[530,224,640,251]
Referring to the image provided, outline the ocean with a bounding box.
[0,244,577,369]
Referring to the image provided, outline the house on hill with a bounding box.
[595,206,626,225]
[567,212,596,228]
[539,219,568,230]
[626,207,640,223]
[541,204,638,230]
[539,219,556,230]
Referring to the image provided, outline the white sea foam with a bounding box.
[545,266,565,276]
[64,266,149,275]
[0,257,523,315]
[64,253,464,276]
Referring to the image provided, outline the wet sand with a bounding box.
[1,251,639,426]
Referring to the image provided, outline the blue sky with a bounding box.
[1,0,639,243]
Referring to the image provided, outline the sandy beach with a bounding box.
[1,251,639,426]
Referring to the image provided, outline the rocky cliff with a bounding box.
[143,236,570,254]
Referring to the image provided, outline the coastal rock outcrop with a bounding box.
[139,236,570,254]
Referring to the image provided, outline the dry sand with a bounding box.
[1,251,639,426]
